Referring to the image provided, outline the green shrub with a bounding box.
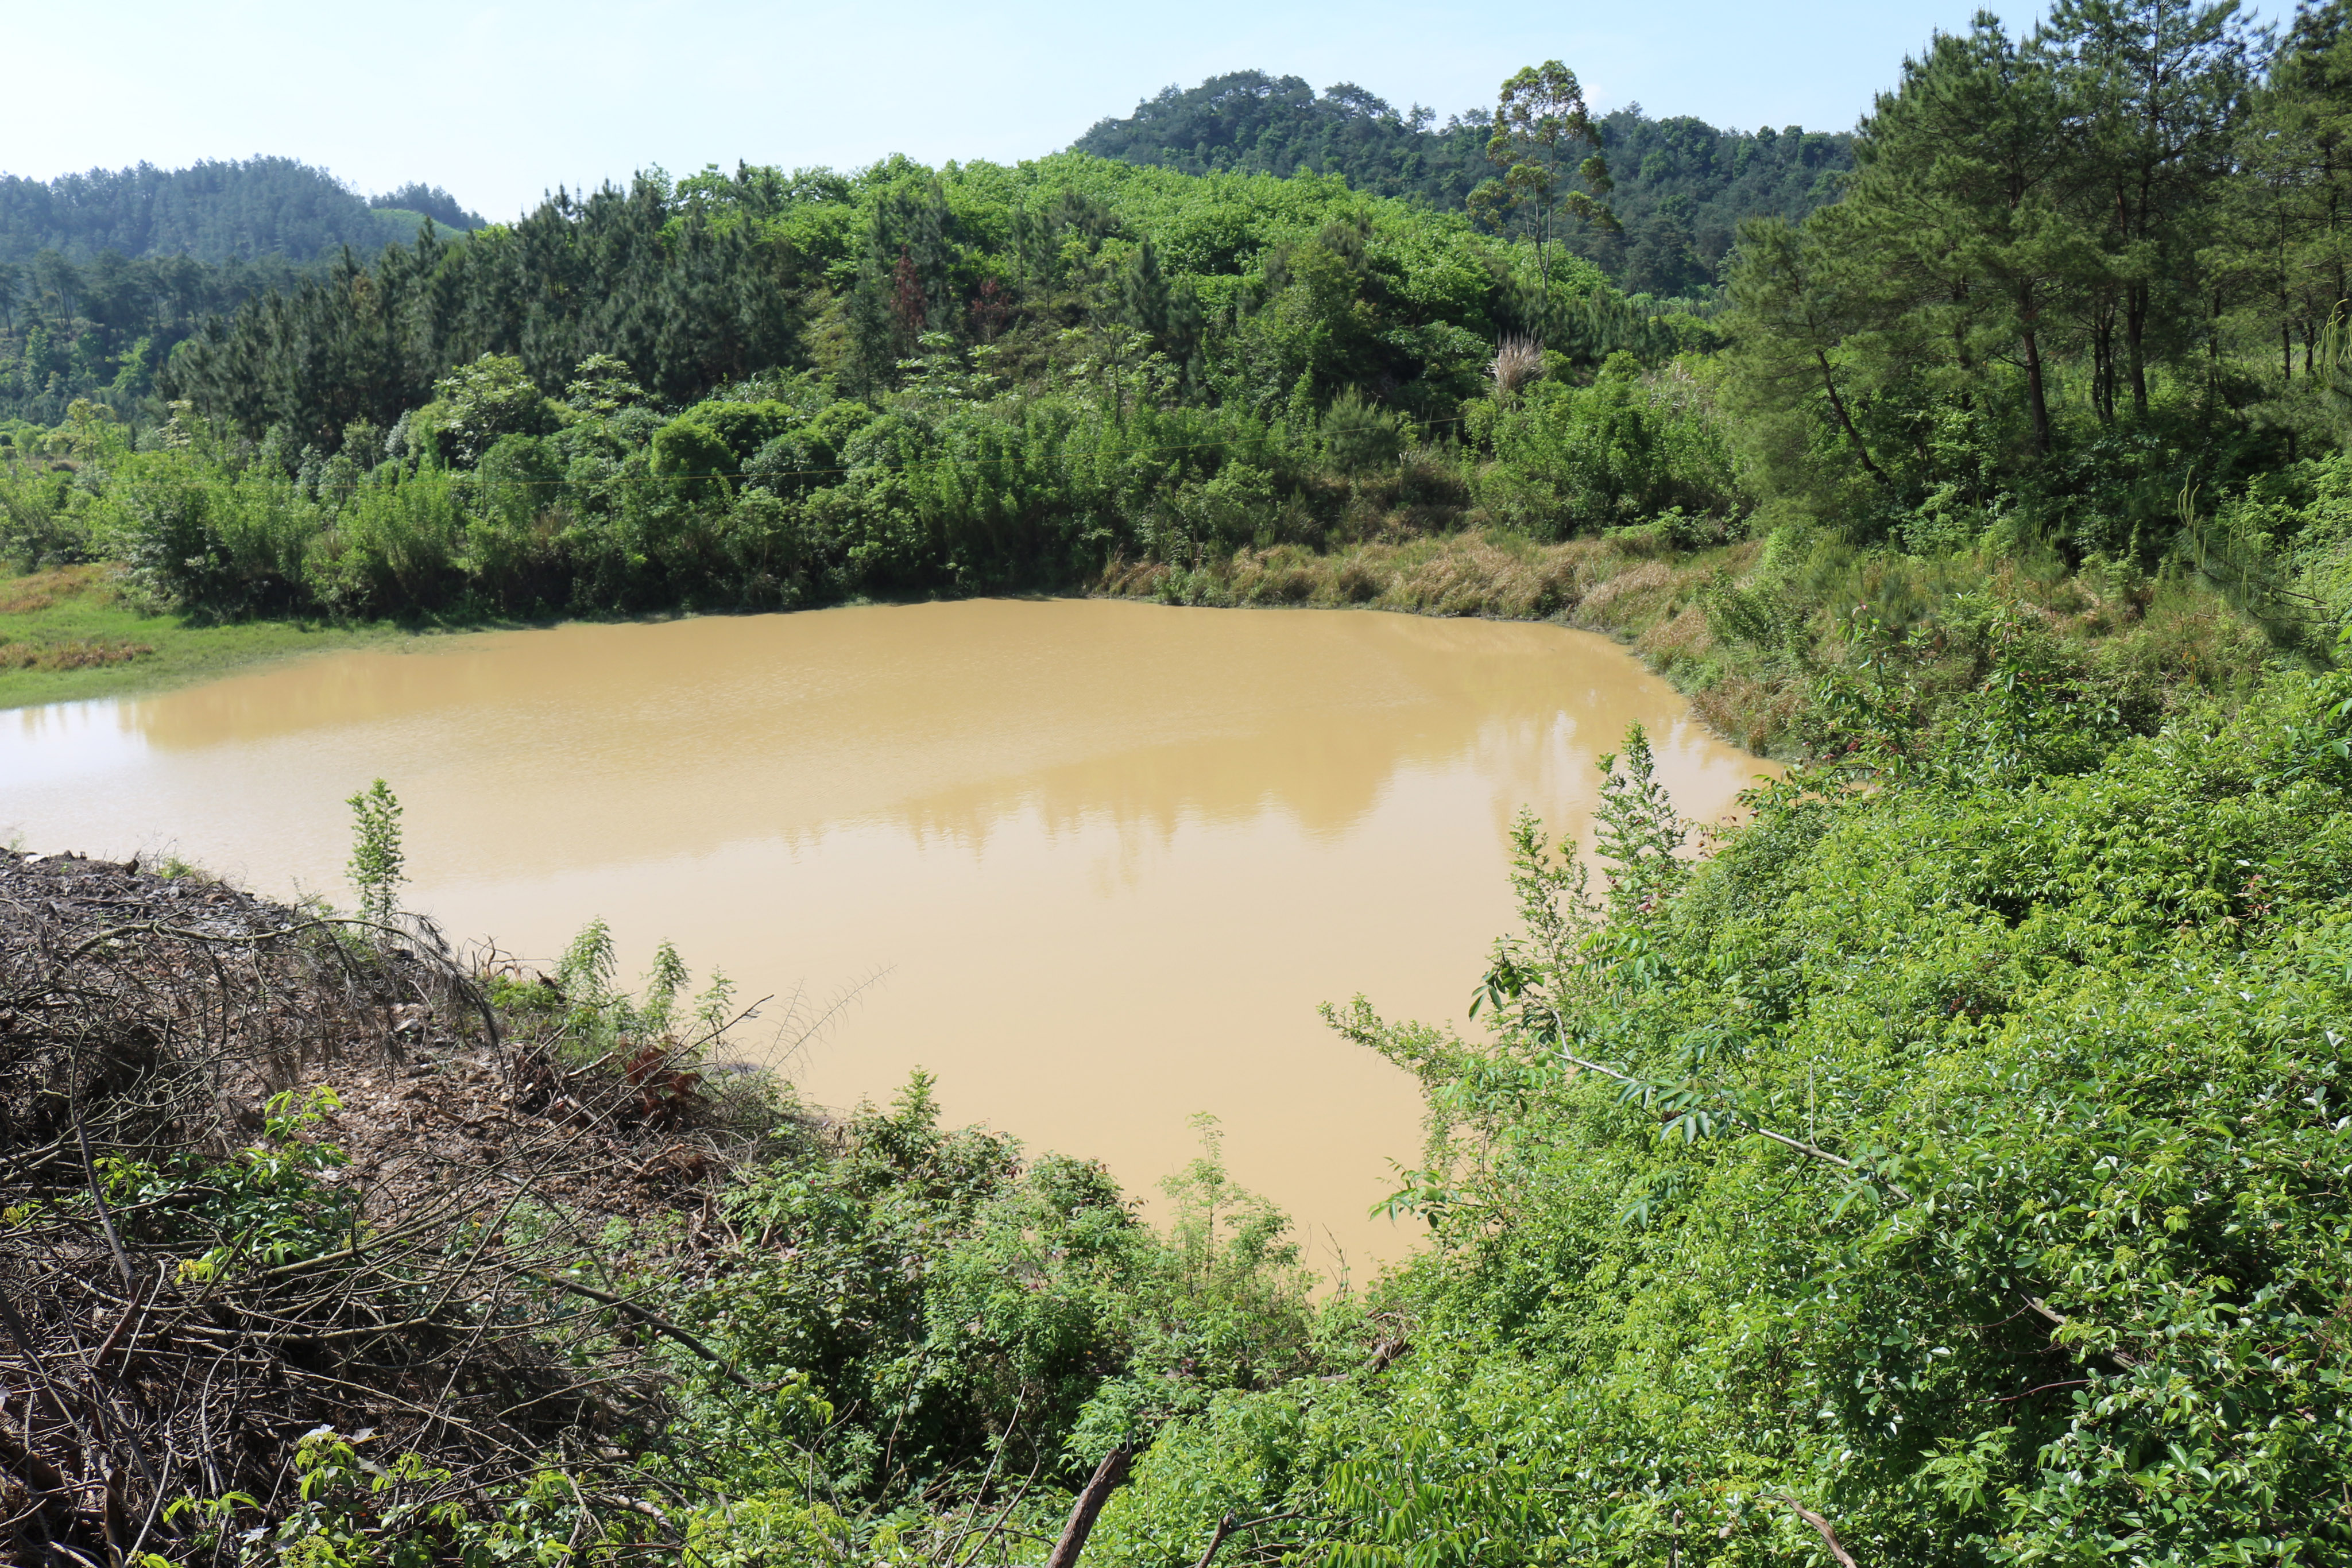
[1274,674,2352,1565]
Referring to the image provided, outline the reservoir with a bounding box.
[0,598,1764,1273]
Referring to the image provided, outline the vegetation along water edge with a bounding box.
[2,38,2337,749]
[9,3,2352,1562]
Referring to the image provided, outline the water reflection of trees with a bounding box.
[67,603,1765,881]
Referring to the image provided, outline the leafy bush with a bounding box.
[1097,672,2352,1566]
[1475,353,1741,536]
[413,355,561,469]
[102,1085,358,1281]
[657,1079,1334,1533]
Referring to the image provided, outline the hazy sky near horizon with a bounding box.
[2,0,2297,221]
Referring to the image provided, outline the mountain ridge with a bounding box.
[0,155,484,267]
[1072,69,1854,293]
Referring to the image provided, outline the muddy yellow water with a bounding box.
[1,599,1766,1273]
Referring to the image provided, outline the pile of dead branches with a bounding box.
[0,849,764,1567]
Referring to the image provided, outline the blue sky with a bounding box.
[1,0,2295,220]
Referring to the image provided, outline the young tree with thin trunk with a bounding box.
[1724,215,1898,495]
[1470,61,1616,288]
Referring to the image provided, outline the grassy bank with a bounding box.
[6,529,2291,754]
[0,564,441,708]
[1103,522,2289,756]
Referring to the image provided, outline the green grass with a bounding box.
[1100,524,2288,757]
[0,566,413,710]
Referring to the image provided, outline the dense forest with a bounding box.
[0,77,1830,429]
[9,1,2352,1562]
[1074,72,1854,295]
[0,158,483,265]
[0,159,483,425]
[2,152,1723,636]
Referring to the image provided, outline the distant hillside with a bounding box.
[0,157,485,267]
[1072,71,1853,295]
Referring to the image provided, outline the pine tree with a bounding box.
[1842,17,2092,456]
[2046,0,2257,415]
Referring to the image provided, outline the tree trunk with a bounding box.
[1043,1446,1134,1568]
[1811,350,1892,486]
[2125,281,2150,415]
[2090,303,2116,424]
[2020,287,2052,458]
[1769,1498,1859,1568]
[2208,284,2224,411]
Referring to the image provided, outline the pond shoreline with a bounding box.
[1,597,1767,1276]
[4,533,1756,742]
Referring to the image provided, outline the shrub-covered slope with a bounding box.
[1093,661,2352,1566]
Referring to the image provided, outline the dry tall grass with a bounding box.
[0,562,111,615]
[1097,524,2285,761]
[0,635,153,671]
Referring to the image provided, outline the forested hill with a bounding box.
[1073,71,1854,295]
[15,9,2352,1563]
[0,157,484,266]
